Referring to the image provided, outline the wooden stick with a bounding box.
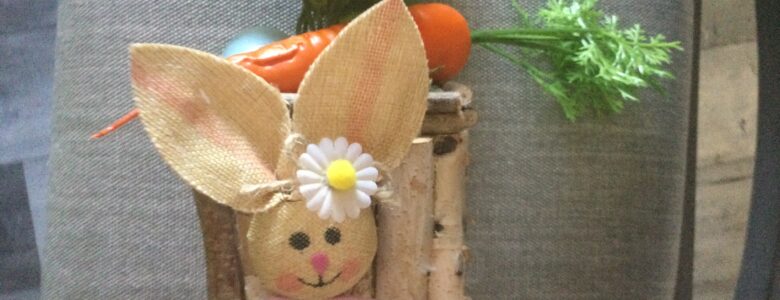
[422,110,478,136]
[193,190,246,300]
[345,267,375,298]
[235,213,266,299]
[428,133,469,300]
[375,138,435,299]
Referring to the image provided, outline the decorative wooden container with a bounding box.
[193,82,476,300]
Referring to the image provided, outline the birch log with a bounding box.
[375,138,435,299]
[345,268,375,298]
[193,190,246,300]
[429,133,469,300]
[235,213,265,299]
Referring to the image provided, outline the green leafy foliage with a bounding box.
[471,0,682,121]
[296,0,423,33]
[297,0,373,33]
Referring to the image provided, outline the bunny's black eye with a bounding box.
[325,227,341,245]
[289,232,310,250]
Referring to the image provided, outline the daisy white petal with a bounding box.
[345,200,361,219]
[353,153,374,170]
[296,170,323,184]
[356,180,378,195]
[356,167,378,181]
[299,153,323,173]
[330,193,344,223]
[355,190,372,208]
[318,194,333,220]
[306,188,329,212]
[299,183,321,199]
[334,137,348,158]
[319,138,336,160]
[346,143,362,162]
[331,207,345,223]
[306,144,329,169]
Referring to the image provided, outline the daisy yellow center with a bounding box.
[326,159,357,191]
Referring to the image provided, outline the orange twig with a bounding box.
[90,108,140,139]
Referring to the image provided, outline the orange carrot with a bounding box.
[228,24,343,93]
[92,3,470,139]
[409,3,471,83]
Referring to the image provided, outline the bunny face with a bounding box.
[248,200,377,298]
[132,0,429,298]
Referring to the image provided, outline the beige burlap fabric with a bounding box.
[132,0,429,298]
[293,0,429,170]
[133,44,291,213]
[247,200,378,299]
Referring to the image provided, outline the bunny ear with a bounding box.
[293,0,430,169]
[132,44,291,213]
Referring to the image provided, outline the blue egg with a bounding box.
[222,26,288,57]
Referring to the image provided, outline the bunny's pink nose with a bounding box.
[310,252,330,275]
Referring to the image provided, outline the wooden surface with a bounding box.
[701,0,757,49]
[375,138,435,299]
[694,1,758,297]
[193,191,246,300]
[429,133,469,300]
[421,111,477,135]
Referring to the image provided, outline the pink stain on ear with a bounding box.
[132,55,275,178]
[344,0,402,145]
[339,258,363,282]
[275,273,303,293]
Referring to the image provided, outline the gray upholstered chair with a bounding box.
[43,0,695,298]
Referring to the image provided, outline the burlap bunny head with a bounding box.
[130,0,429,298]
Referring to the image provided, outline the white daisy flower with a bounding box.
[296,137,379,222]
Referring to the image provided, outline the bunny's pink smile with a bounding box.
[295,251,341,288]
[275,257,363,293]
[298,272,342,288]
[274,271,341,292]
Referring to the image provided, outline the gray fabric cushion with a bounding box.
[457,1,694,298]
[45,0,694,298]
